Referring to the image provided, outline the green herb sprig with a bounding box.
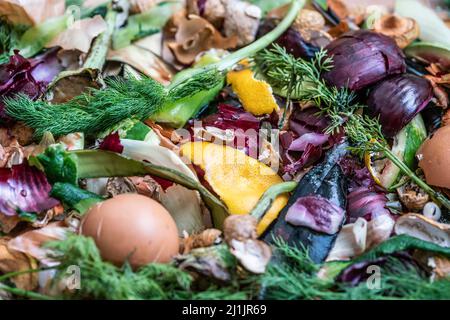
[5,77,166,138]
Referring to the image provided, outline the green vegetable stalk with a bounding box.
[152,0,305,127]
[112,1,182,49]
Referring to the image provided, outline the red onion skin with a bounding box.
[367,74,433,137]
[323,31,406,91]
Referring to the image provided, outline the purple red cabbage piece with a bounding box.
[323,30,406,91]
[0,162,59,216]
[339,157,391,223]
[285,195,345,234]
[197,103,263,156]
[336,252,425,287]
[367,74,433,137]
[281,107,338,177]
[0,49,62,118]
[99,132,124,153]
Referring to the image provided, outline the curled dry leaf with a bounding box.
[108,44,173,85]
[46,15,107,53]
[0,237,38,290]
[373,14,420,49]
[164,12,238,65]
[186,0,226,28]
[0,0,65,26]
[7,221,70,266]
[182,229,222,254]
[395,213,450,247]
[229,239,271,274]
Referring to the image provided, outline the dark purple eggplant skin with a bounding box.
[262,142,348,264]
[323,30,406,91]
[367,74,433,138]
[258,19,319,60]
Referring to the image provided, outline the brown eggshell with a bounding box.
[80,194,179,269]
[418,126,450,189]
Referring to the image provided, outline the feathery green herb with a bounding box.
[5,77,166,138]
[261,238,450,300]
[44,234,254,300]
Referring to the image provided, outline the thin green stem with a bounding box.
[0,283,54,300]
[250,181,298,220]
[0,267,56,283]
[83,7,117,70]
[379,142,450,210]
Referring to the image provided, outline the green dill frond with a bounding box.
[167,68,224,101]
[261,238,450,300]
[4,94,95,138]
[4,77,166,139]
[256,45,360,134]
[47,234,193,300]
[345,113,388,157]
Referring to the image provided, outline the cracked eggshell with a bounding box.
[395,213,450,248]
[80,194,180,269]
[418,125,450,189]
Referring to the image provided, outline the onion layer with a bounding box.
[367,74,433,137]
[323,30,406,91]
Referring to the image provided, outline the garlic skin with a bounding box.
[423,202,441,221]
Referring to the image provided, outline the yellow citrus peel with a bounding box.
[226,62,279,116]
[180,142,288,234]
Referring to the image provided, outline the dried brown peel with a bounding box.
[373,14,420,49]
[166,14,238,65]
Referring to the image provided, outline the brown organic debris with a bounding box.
[182,229,223,254]
[105,177,138,197]
[186,0,226,28]
[373,14,419,49]
[397,182,429,211]
[164,11,238,66]
[229,239,271,274]
[223,215,258,244]
[0,0,65,26]
[0,237,38,291]
[46,15,107,53]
